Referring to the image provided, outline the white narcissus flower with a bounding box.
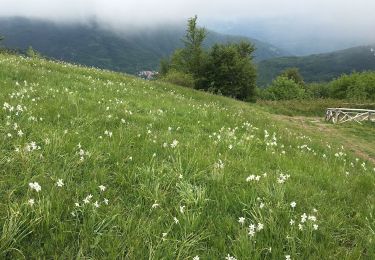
[28,198,35,206]
[257,223,264,231]
[238,217,245,225]
[225,254,237,260]
[56,179,64,187]
[99,185,106,192]
[29,182,41,192]
[170,139,179,148]
[290,201,296,208]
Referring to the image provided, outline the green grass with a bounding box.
[0,53,374,259]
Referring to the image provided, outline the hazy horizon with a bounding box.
[1,0,375,54]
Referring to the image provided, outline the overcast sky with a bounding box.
[0,0,374,27]
[1,0,374,53]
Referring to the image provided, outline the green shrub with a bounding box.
[26,46,41,58]
[262,76,305,100]
[328,72,375,101]
[161,69,195,88]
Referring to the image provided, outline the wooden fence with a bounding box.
[325,108,375,124]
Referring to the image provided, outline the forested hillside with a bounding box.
[257,45,375,86]
[0,17,287,74]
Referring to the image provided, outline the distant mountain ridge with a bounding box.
[0,17,288,74]
[257,45,375,86]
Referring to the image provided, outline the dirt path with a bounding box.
[273,114,375,164]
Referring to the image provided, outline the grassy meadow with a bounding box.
[0,53,374,259]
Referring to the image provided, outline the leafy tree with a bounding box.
[280,67,304,85]
[160,16,258,101]
[200,41,257,101]
[159,16,206,79]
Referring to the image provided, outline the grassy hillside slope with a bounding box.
[0,54,374,259]
[257,45,375,86]
[0,17,287,74]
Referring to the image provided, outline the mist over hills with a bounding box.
[0,17,287,74]
[206,18,375,56]
[257,45,375,86]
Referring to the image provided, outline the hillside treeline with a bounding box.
[160,17,375,103]
[258,68,375,102]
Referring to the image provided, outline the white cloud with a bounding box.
[0,0,374,27]
[0,0,374,52]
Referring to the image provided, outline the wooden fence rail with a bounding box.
[325,108,375,124]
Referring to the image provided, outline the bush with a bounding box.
[161,70,195,88]
[328,72,375,101]
[306,83,330,99]
[26,46,42,58]
[261,76,305,100]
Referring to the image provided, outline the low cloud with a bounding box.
[1,0,374,53]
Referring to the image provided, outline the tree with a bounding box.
[159,16,258,101]
[200,41,257,101]
[181,15,207,77]
[280,67,304,86]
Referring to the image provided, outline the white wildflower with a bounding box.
[298,224,304,230]
[225,254,237,260]
[257,223,264,231]
[28,198,35,206]
[171,139,179,148]
[29,182,41,192]
[56,179,64,187]
[238,217,245,225]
